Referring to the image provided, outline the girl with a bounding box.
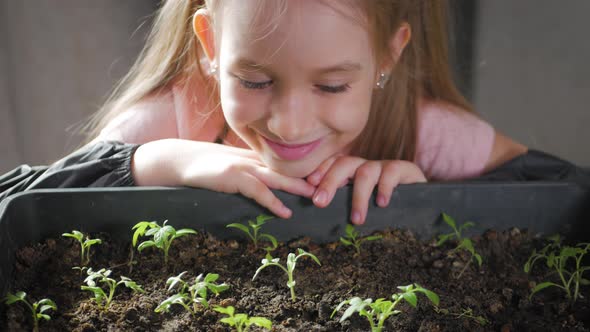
[18,1,530,223]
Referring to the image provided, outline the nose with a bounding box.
[267,87,316,143]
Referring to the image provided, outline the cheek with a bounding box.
[321,88,372,136]
[220,78,268,127]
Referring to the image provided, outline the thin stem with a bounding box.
[376,315,386,331]
[253,227,259,248]
[27,302,39,332]
[555,259,572,300]
[164,240,171,265]
[456,258,472,279]
[286,267,297,301]
[127,244,135,275]
[107,282,116,309]
[573,271,580,303]
[371,322,379,332]
[453,227,461,240]
[574,256,582,302]
[80,245,86,266]
[190,289,198,314]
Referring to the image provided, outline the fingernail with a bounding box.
[281,205,292,217]
[351,210,361,224]
[377,194,386,207]
[313,190,327,205]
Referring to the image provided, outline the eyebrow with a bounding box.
[234,58,363,75]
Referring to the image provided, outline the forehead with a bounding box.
[219,0,373,69]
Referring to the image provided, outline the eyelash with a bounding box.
[237,77,350,94]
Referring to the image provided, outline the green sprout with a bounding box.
[524,234,590,303]
[155,271,229,315]
[62,230,102,266]
[252,248,321,301]
[340,224,382,255]
[81,268,144,310]
[4,291,56,332]
[436,213,482,278]
[213,306,272,332]
[132,220,197,264]
[331,284,439,332]
[227,214,278,253]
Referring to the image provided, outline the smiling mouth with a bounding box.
[262,136,324,161]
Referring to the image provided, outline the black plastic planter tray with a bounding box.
[1,182,589,294]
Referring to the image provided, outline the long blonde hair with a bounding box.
[352,0,473,161]
[85,0,472,162]
[83,0,209,142]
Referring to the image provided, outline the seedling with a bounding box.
[252,248,321,301]
[155,271,229,315]
[524,234,590,303]
[132,220,197,264]
[436,213,482,278]
[340,224,382,255]
[81,268,144,310]
[227,214,278,252]
[331,284,439,332]
[213,305,272,332]
[62,230,102,266]
[4,291,56,332]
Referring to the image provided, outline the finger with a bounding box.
[376,161,402,208]
[313,156,365,208]
[253,167,316,198]
[238,173,292,219]
[377,161,427,207]
[306,154,342,186]
[351,162,382,225]
[398,161,427,184]
[338,178,350,188]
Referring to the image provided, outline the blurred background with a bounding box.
[0,1,588,174]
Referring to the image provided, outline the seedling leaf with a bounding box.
[531,282,561,298]
[403,292,418,307]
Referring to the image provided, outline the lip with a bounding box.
[262,136,323,161]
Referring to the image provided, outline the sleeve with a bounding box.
[0,141,140,202]
[415,102,495,181]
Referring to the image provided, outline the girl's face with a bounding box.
[217,1,377,178]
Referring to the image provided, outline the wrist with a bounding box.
[131,139,184,186]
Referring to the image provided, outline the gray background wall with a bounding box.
[473,1,589,167]
[0,1,588,174]
[0,1,156,172]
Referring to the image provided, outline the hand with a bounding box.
[132,139,316,219]
[306,155,427,225]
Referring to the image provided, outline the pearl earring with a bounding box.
[209,63,218,76]
[376,72,390,89]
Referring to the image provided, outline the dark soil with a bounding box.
[1,227,589,331]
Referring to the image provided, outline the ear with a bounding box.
[382,22,411,71]
[193,9,216,64]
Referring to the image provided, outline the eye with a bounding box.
[316,84,350,94]
[237,77,273,90]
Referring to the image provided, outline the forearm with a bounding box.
[131,138,231,187]
[132,139,187,186]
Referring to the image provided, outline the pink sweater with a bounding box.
[99,85,495,181]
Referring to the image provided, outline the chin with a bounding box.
[264,158,317,179]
